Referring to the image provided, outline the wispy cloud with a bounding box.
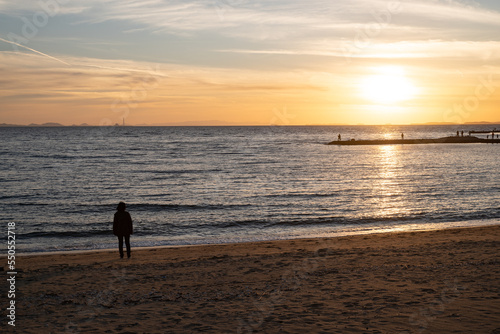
[217,40,500,63]
[3,0,500,60]
[59,0,500,38]
[0,50,331,124]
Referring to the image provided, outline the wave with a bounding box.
[20,230,111,238]
[13,210,500,243]
[217,210,500,229]
[262,192,344,199]
[264,215,418,228]
[126,203,254,212]
[150,169,224,174]
[5,202,253,212]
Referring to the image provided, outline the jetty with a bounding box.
[328,136,500,146]
[469,129,498,135]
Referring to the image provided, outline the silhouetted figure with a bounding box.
[401,133,404,140]
[113,202,133,258]
[338,134,341,141]
[457,131,459,137]
[461,131,464,137]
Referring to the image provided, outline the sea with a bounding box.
[1,125,499,254]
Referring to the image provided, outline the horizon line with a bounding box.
[2,122,500,127]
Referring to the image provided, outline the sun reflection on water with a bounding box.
[372,145,410,219]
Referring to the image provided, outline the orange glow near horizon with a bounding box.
[1,53,499,126]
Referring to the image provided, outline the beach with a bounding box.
[5,225,500,333]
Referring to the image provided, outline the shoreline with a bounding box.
[12,224,499,261]
[11,224,500,333]
[11,219,500,257]
[14,224,500,268]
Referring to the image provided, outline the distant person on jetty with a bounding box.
[113,202,133,259]
[338,134,341,141]
[401,133,404,140]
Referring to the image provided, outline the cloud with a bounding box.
[217,40,500,63]
[0,50,327,107]
[3,1,500,38]
[0,0,89,15]
[2,0,500,64]
[69,0,500,39]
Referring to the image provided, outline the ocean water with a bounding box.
[1,125,499,253]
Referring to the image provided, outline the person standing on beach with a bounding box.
[113,202,133,258]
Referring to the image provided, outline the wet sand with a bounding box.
[4,225,500,333]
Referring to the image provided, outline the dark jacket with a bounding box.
[113,211,133,236]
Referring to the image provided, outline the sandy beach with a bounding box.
[4,225,500,333]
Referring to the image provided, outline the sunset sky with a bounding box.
[1,0,499,125]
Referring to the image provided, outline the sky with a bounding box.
[1,0,499,125]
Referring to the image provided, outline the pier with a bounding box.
[469,129,498,134]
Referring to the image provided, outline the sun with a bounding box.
[360,66,417,104]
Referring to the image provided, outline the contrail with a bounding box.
[0,36,167,77]
[0,37,71,66]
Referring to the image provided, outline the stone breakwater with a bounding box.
[328,136,500,146]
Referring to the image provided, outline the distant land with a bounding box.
[1,121,499,127]
[0,122,66,127]
[149,120,241,126]
[0,120,240,127]
[464,121,500,125]
[411,121,499,125]
[0,122,101,127]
